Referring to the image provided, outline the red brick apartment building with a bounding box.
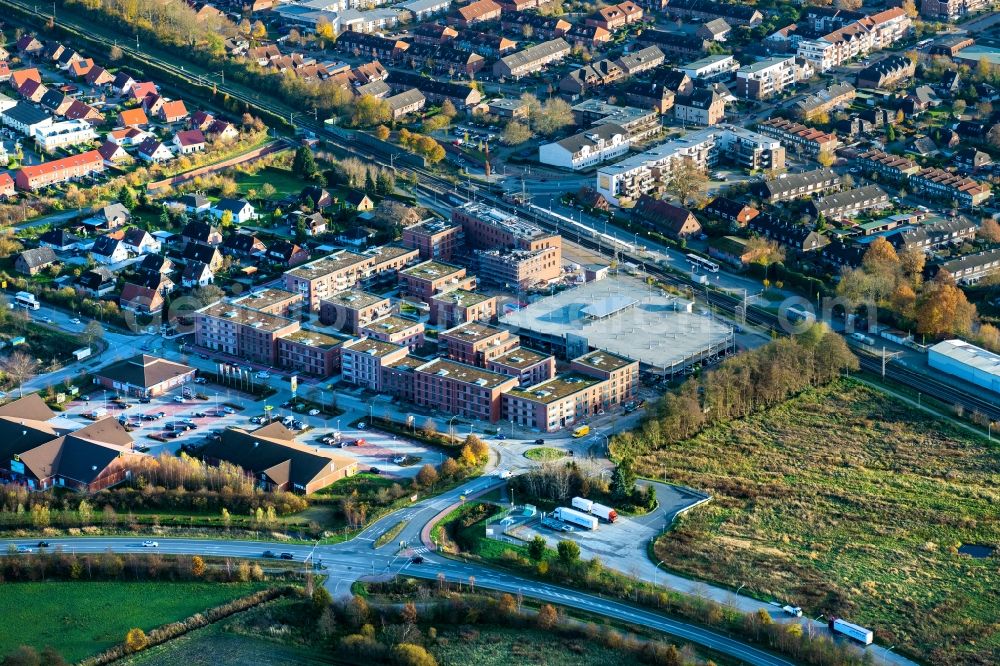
[15,150,104,190]
[413,358,519,422]
[439,322,521,366]
[195,302,300,366]
[502,350,639,432]
[399,260,477,302]
[284,246,418,311]
[276,329,347,377]
[452,202,563,288]
[320,290,392,334]
[429,289,498,326]
[360,315,425,351]
[340,337,410,391]
[402,218,465,261]
[231,287,304,317]
[487,346,556,386]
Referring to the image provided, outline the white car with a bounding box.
[499,470,513,480]
[392,456,406,464]
[256,371,270,379]
[16,546,33,553]
[172,396,185,403]
[70,318,82,324]
[222,406,236,414]
[194,377,208,384]
[142,540,158,548]
[308,409,320,416]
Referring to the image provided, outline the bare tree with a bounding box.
[2,352,39,397]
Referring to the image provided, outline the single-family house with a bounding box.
[76,266,116,297]
[136,138,174,163]
[90,235,129,264]
[14,247,58,275]
[122,228,161,255]
[181,260,214,287]
[180,219,222,245]
[211,198,256,224]
[173,129,206,154]
[158,100,188,123]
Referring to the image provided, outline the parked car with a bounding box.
[308,409,320,416]
[173,396,185,404]
[250,416,263,424]
[194,377,208,384]
[139,397,151,404]
[193,412,207,418]
[222,406,236,414]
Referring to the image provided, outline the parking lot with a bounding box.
[508,483,708,579]
[61,379,445,481]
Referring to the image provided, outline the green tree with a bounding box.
[118,186,138,211]
[885,123,896,142]
[292,145,318,178]
[557,539,580,566]
[82,320,104,349]
[311,586,333,616]
[527,535,546,561]
[612,458,636,499]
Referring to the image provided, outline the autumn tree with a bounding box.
[536,604,558,629]
[915,270,976,337]
[401,601,418,625]
[502,121,532,145]
[191,555,206,577]
[124,628,148,653]
[83,320,104,348]
[109,45,123,61]
[465,434,488,461]
[374,124,390,141]
[665,159,707,205]
[351,95,391,127]
[392,644,437,666]
[816,149,835,167]
[416,463,438,488]
[979,218,1000,243]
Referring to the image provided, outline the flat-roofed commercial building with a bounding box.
[284,246,418,311]
[195,302,300,365]
[232,287,304,317]
[430,289,498,326]
[439,322,521,366]
[320,289,392,334]
[487,346,556,386]
[402,218,465,260]
[277,329,347,377]
[360,315,425,350]
[341,337,411,391]
[413,358,519,421]
[399,259,477,301]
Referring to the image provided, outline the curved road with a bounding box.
[0,465,916,666]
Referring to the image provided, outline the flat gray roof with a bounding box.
[500,275,733,371]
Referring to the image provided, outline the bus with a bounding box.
[686,253,719,273]
[916,38,933,48]
[14,291,40,310]
[572,424,590,438]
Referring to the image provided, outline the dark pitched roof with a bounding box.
[201,424,354,491]
[96,354,193,389]
[17,246,58,268]
[183,243,220,264]
[181,220,220,242]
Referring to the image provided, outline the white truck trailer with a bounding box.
[553,506,599,530]
[832,618,873,645]
[590,502,618,523]
[571,497,594,513]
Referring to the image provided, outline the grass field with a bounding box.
[523,447,567,462]
[122,624,331,666]
[234,167,303,198]
[433,626,631,666]
[0,581,271,663]
[642,379,1000,665]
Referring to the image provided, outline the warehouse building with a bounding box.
[929,339,1000,395]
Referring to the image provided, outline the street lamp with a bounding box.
[448,415,458,443]
[654,560,667,587]
[736,582,746,598]
[884,646,895,665]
